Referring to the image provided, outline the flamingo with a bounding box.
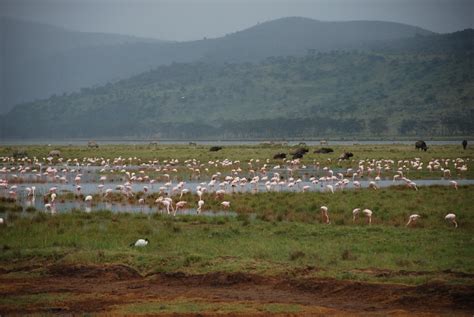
[352,208,361,222]
[449,180,458,190]
[221,201,231,209]
[443,169,451,178]
[362,209,373,224]
[320,206,330,224]
[174,201,187,216]
[445,213,458,228]
[406,214,420,227]
[51,193,57,204]
[368,181,378,190]
[326,184,334,194]
[180,188,190,198]
[85,195,93,209]
[197,200,204,214]
[162,199,173,214]
[104,188,113,198]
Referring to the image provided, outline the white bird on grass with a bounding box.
[445,213,458,228]
[406,214,421,227]
[130,238,149,247]
[320,206,330,224]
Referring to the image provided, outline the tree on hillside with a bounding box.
[369,117,388,135]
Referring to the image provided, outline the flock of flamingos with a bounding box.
[0,151,470,228]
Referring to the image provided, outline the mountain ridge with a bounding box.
[1,16,435,113]
[2,29,472,139]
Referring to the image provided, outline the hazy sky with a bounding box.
[1,0,473,41]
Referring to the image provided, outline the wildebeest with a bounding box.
[290,148,309,159]
[339,152,354,160]
[462,140,467,150]
[210,146,222,152]
[273,153,287,159]
[49,150,61,157]
[415,140,428,151]
[314,147,334,154]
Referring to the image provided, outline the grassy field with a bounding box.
[2,143,473,162]
[1,144,473,181]
[1,185,473,286]
[1,144,473,314]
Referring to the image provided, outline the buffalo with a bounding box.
[273,153,287,159]
[462,140,467,150]
[314,147,334,154]
[415,140,428,151]
[339,152,354,160]
[290,148,309,159]
[210,146,223,152]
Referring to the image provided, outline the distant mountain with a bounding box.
[193,17,434,63]
[1,16,434,113]
[2,37,472,139]
[0,17,167,112]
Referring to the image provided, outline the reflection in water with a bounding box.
[1,178,473,218]
[3,178,474,197]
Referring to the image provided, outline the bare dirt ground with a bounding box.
[1,264,473,316]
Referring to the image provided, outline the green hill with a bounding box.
[1,17,433,113]
[2,31,472,139]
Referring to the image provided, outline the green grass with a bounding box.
[1,144,473,285]
[81,185,474,226]
[1,186,473,285]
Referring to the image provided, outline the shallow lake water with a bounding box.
[1,177,472,218]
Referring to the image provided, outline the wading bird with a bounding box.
[130,238,149,247]
[406,214,420,227]
[320,206,330,224]
[445,213,458,228]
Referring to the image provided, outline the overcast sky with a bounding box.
[1,0,473,41]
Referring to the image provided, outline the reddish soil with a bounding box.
[1,264,473,316]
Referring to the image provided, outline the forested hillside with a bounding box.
[1,17,433,113]
[2,32,472,139]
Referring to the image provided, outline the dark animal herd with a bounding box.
[415,140,467,151]
[270,140,468,161]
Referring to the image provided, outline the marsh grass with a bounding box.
[0,194,473,285]
[1,141,473,285]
